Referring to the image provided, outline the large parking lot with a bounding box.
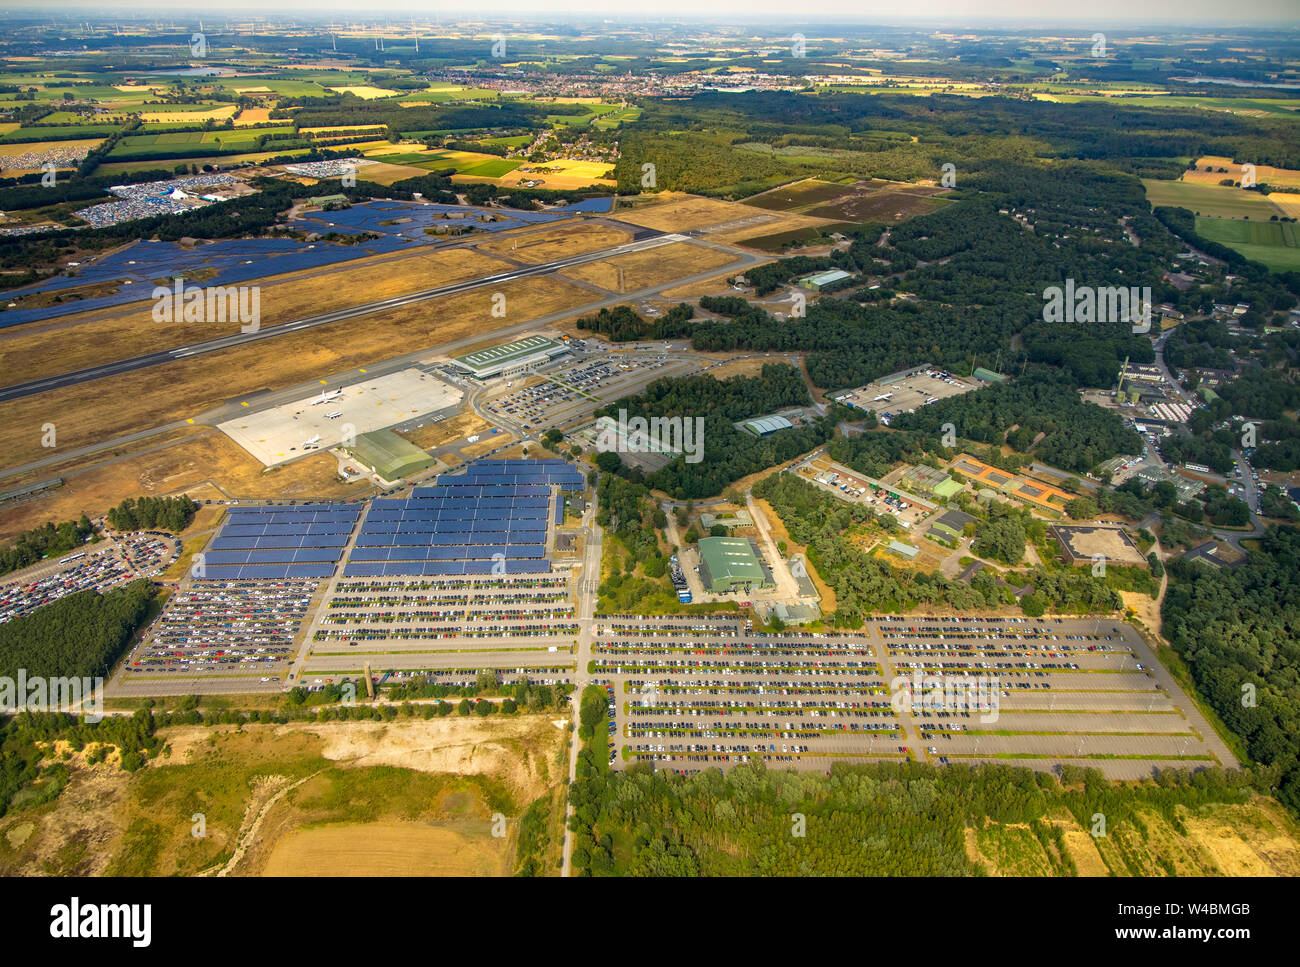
[832,366,978,425]
[110,580,319,695]
[296,574,579,679]
[0,533,177,623]
[484,350,701,432]
[590,614,1235,778]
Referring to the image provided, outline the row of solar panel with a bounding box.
[360,518,545,533]
[198,564,336,580]
[226,510,360,524]
[205,548,344,565]
[348,543,546,558]
[463,459,570,469]
[342,560,551,577]
[423,484,550,497]
[374,495,549,508]
[358,526,545,540]
[219,522,356,538]
[554,501,564,525]
[225,503,360,515]
[454,478,583,492]
[364,507,548,522]
[210,535,349,550]
[350,544,546,562]
[355,535,545,550]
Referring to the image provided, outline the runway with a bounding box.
[0,231,686,405]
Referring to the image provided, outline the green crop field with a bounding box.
[1141,179,1284,219]
[455,158,522,178]
[1195,215,1300,271]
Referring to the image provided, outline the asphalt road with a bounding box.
[0,231,685,405]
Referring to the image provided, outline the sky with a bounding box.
[5,1,1299,26]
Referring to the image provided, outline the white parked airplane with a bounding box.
[324,411,342,419]
[311,389,342,405]
[302,435,321,447]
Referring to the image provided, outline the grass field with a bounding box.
[0,246,515,383]
[0,429,358,544]
[496,158,615,189]
[558,241,740,293]
[0,136,104,156]
[327,85,401,99]
[1195,215,1300,270]
[1183,156,1300,189]
[474,220,628,264]
[1141,179,1284,219]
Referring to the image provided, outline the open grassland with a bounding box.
[0,246,514,383]
[0,137,105,157]
[496,159,615,189]
[96,149,312,176]
[1195,215,1300,271]
[0,715,567,877]
[1141,179,1284,219]
[0,429,360,542]
[617,193,840,248]
[138,105,239,124]
[1269,193,1300,219]
[232,108,272,126]
[557,241,739,293]
[658,270,747,300]
[474,220,628,264]
[0,274,592,468]
[1182,156,1300,189]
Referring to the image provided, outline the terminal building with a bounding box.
[451,335,569,380]
[696,537,772,594]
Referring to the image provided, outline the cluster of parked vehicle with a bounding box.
[128,580,315,674]
[0,534,176,623]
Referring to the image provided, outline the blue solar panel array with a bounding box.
[344,459,581,577]
[200,504,362,580]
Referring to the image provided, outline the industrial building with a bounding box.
[886,540,920,561]
[1048,524,1148,568]
[696,537,771,594]
[949,454,1072,515]
[742,415,794,437]
[901,464,964,500]
[452,335,569,379]
[798,268,853,290]
[928,508,976,543]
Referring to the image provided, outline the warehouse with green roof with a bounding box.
[696,537,771,594]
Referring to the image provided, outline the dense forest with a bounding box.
[1162,525,1300,813]
[596,364,834,499]
[105,495,198,533]
[0,513,94,577]
[0,579,155,681]
[893,367,1144,474]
